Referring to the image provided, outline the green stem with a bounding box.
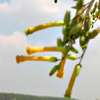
[79,47,87,64]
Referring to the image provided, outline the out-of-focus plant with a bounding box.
[16,0,100,98]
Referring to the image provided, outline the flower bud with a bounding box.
[66,54,78,60]
[49,64,60,76]
[88,28,100,39]
[57,38,64,46]
[76,0,84,11]
[80,34,88,46]
[69,22,83,40]
[84,15,91,32]
[62,25,70,38]
[69,46,79,53]
[64,10,70,26]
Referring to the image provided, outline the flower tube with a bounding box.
[26,46,67,55]
[25,20,64,35]
[56,56,66,78]
[64,64,81,98]
[16,55,58,64]
[99,12,100,19]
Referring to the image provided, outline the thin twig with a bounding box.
[79,47,87,64]
[86,0,95,15]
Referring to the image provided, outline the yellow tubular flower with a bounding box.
[56,56,66,78]
[26,46,67,55]
[25,20,64,35]
[64,64,81,98]
[16,55,58,64]
[99,12,100,20]
[64,72,76,98]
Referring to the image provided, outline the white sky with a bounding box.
[0,0,100,100]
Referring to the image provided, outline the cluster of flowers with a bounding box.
[16,20,81,99]
[16,0,100,98]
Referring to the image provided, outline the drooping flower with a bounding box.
[64,64,81,98]
[56,56,66,78]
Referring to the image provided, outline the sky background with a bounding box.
[0,0,100,100]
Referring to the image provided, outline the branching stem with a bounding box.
[79,47,87,65]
